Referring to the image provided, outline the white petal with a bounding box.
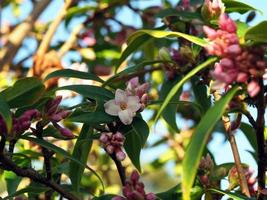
[127,96,141,112]
[104,100,120,116]
[118,110,134,125]
[115,89,127,104]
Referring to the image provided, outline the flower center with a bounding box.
[120,102,127,110]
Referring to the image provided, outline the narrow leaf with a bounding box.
[69,124,93,192]
[182,86,240,200]
[44,69,104,83]
[156,57,217,121]
[0,96,12,133]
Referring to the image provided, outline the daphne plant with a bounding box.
[0,0,266,200]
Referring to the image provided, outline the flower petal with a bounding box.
[104,100,120,116]
[127,96,141,112]
[115,89,127,104]
[118,109,134,125]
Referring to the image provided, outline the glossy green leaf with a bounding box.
[92,194,116,200]
[156,57,217,121]
[55,85,113,101]
[68,110,117,124]
[3,186,49,200]
[159,77,182,132]
[223,0,258,14]
[244,21,267,43]
[115,34,151,72]
[240,122,257,154]
[44,69,104,83]
[105,60,174,87]
[156,9,201,21]
[69,124,93,192]
[182,86,240,200]
[128,30,208,47]
[0,96,12,133]
[4,171,22,196]
[208,188,254,200]
[123,118,149,171]
[21,135,104,192]
[0,77,45,108]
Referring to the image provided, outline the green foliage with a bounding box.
[182,86,240,200]
[245,21,267,43]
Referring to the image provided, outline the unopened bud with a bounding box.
[116,150,126,161]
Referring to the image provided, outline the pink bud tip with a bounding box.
[247,80,260,97]
[59,127,75,139]
[116,150,126,161]
[219,14,237,33]
[146,193,157,200]
[131,170,140,183]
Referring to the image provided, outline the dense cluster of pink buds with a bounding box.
[228,166,257,196]
[100,131,126,161]
[104,77,149,125]
[204,14,267,97]
[198,154,214,186]
[0,109,40,137]
[44,96,74,138]
[112,170,156,200]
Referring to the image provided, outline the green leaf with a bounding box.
[182,86,240,200]
[159,77,182,132]
[44,69,104,83]
[65,5,96,26]
[156,57,217,121]
[128,30,208,47]
[0,96,12,133]
[3,186,49,200]
[208,188,254,200]
[0,77,45,108]
[92,194,116,200]
[4,171,22,196]
[20,135,104,192]
[123,118,149,171]
[244,21,267,44]
[240,122,257,154]
[156,9,202,21]
[55,85,113,101]
[105,60,174,87]
[69,124,93,192]
[115,34,151,72]
[68,110,117,124]
[223,0,258,14]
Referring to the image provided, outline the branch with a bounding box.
[37,0,74,55]
[222,116,251,197]
[0,153,79,200]
[255,78,266,200]
[0,0,51,70]
[110,152,126,186]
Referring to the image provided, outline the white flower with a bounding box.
[104,89,141,125]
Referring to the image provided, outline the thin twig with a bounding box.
[255,78,266,200]
[110,153,126,186]
[222,115,251,197]
[0,0,51,70]
[0,153,79,200]
[37,0,73,55]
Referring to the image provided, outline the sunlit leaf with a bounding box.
[0,96,12,133]
[156,57,217,121]
[182,86,240,200]
[244,21,267,43]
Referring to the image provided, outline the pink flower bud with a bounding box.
[236,72,248,83]
[225,44,242,55]
[141,94,149,105]
[47,96,62,115]
[203,26,217,40]
[113,132,125,141]
[106,145,115,154]
[50,114,63,122]
[146,193,156,200]
[219,14,237,33]
[220,58,234,69]
[99,133,109,143]
[247,80,260,97]
[131,170,140,183]
[112,196,125,200]
[116,150,126,161]
[59,127,75,139]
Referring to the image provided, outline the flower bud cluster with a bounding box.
[112,170,156,200]
[104,77,149,125]
[126,77,149,111]
[198,154,214,186]
[99,131,126,161]
[45,96,74,138]
[0,109,40,137]
[204,14,267,97]
[228,166,256,196]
